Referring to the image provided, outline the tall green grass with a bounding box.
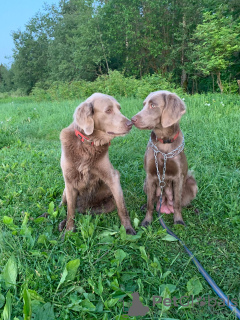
[0,94,239,319]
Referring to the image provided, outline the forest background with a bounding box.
[0,0,239,98]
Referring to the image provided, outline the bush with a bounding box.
[221,79,239,94]
[31,71,183,101]
[136,73,183,99]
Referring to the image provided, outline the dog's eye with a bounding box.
[106,109,112,114]
[150,104,155,109]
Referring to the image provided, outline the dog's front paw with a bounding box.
[58,219,67,232]
[174,219,186,226]
[125,226,136,235]
[140,203,147,212]
[141,219,151,228]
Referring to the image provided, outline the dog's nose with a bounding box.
[126,120,133,129]
[131,116,138,123]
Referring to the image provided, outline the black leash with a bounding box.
[149,132,240,318]
[157,201,240,318]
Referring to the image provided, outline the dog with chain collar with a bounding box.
[131,90,198,226]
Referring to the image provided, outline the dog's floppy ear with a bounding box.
[161,93,186,128]
[74,102,94,135]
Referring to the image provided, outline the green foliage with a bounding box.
[1,291,12,320]
[3,256,18,288]
[193,7,240,92]
[194,10,240,74]
[30,71,183,101]
[2,0,240,95]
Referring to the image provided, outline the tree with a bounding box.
[11,9,53,94]
[0,64,15,92]
[192,9,240,93]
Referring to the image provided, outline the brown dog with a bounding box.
[59,93,136,235]
[131,90,197,226]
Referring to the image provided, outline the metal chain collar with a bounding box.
[149,135,185,209]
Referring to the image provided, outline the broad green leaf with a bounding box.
[2,291,12,320]
[162,234,178,242]
[98,230,117,238]
[162,270,171,279]
[133,217,139,228]
[48,202,54,215]
[187,276,203,296]
[139,246,148,262]
[81,299,96,311]
[58,268,68,288]
[23,288,32,320]
[3,256,17,288]
[21,212,29,228]
[104,298,119,308]
[33,302,55,320]
[161,287,171,312]
[115,249,127,265]
[28,290,45,303]
[37,234,48,245]
[110,278,119,290]
[57,258,80,291]
[160,284,176,294]
[88,278,95,291]
[98,274,103,296]
[0,293,5,308]
[119,225,126,240]
[65,259,80,281]
[2,216,17,232]
[151,256,162,273]
[112,290,126,300]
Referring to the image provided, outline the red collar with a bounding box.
[74,129,111,146]
[156,131,180,144]
[75,129,94,145]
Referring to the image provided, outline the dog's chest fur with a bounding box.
[61,128,108,186]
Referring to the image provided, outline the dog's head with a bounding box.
[131,90,186,130]
[74,93,132,137]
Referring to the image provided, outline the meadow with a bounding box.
[0,93,239,319]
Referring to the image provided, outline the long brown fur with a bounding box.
[59,93,136,235]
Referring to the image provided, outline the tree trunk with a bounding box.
[211,72,214,93]
[181,69,188,93]
[181,15,188,92]
[237,80,240,94]
[216,71,223,93]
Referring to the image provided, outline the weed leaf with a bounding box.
[1,291,12,320]
[98,274,103,296]
[28,290,45,303]
[2,216,17,233]
[0,294,5,309]
[58,258,80,289]
[3,256,17,288]
[133,217,139,228]
[98,230,117,239]
[65,259,80,281]
[161,287,171,312]
[34,303,55,320]
[81,299,96,311]
[115,249,127,265]
[187,276,203,296]
[23,288,32,320]
[119,225,126,240]
[162,234,178,242]
[139,246,148,262]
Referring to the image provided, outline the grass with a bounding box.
[0,93,239,320]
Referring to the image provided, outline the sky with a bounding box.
[0,0,58,68]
